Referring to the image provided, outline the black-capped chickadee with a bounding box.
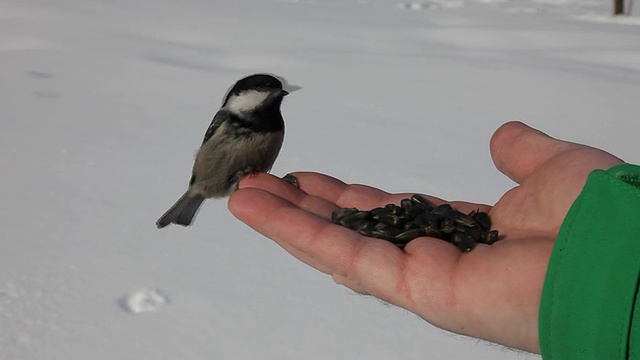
[156,74,298,229]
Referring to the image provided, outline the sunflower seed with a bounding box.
[332,207,358,223]
[411,194,434,210]
[474,211,491,230]
[447,210,476,228]
[395,228,427,243]
[431,203,453,218]
[340,211,371,226]
[330,194,500,253]
[452,233,476,252]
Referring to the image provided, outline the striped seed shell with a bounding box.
[332,207,358,223]
[447,210,476,228]
[439,218,456,234]
[481,229,499,244]
[474,212,491,230]
[431,203,453,218]
[339,211,371,226]
[395,228,427,243]
[410,194,434,210]
[452,233,476,252]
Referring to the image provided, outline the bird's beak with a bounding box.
[282,84,302,95]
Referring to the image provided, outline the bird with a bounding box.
[156,73,296,229]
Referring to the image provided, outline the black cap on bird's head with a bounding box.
[222,73,301,109]
[231,74,284,94]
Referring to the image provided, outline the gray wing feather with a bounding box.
[201,110,229,146]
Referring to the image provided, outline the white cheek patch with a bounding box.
[226,90,270,114]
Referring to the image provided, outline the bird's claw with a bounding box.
[282,173,299,188]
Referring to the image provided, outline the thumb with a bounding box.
[490,121,573,184]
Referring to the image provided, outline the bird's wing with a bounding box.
[201,110,228,146]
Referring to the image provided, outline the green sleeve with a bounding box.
[539,164,640,359]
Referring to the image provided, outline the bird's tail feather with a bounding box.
[156,192,205,229]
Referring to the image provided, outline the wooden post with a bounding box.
[614,0,625,15]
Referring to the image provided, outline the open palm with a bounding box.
[228,121,623,353]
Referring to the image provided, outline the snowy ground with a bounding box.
[1,0,639,359]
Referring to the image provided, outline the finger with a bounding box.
[241,173,493,217]
[232,183,421,297]
[489,121,573,184]
[282,172,349,204]
[238,173,338,219]
[289,172,493,213]
[270,235,334,276]
[448,201,493,215]
[229,186,334,274]
[332,274,370,295]
[280,172,452,210]
[283,172,395,208]
[229,187,426,306]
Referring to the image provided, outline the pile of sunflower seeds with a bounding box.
[331,194,499,252]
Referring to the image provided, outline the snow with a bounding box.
[1,0,639,359]
[119,289,170,314]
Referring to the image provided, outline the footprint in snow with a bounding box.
[119,289,169,314]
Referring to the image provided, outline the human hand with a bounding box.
[228,121,623,353]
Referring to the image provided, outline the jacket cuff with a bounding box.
[539,164,640,358]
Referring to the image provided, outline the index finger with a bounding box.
[228,187,448,307]
[296,172,441,208]
[265,171,493,214]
